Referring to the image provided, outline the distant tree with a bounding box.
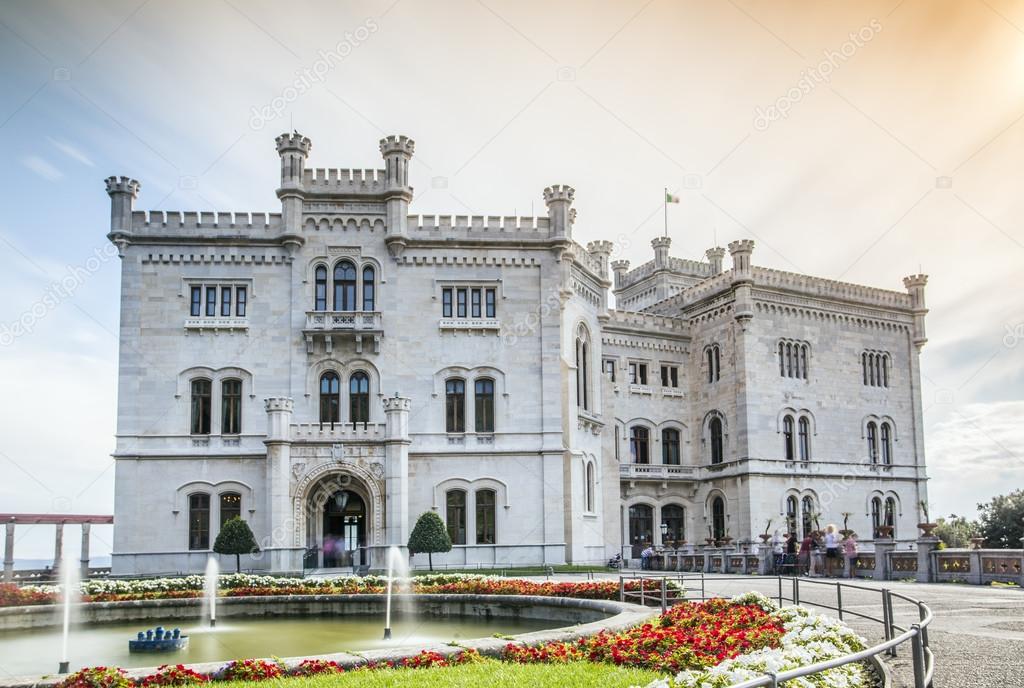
[407,511,451,571]
[978,489,1024,549]
[934,514,980,549]
[213,517,260,572]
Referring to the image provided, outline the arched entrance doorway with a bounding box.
[300,469,381,570]
[322,489,366,567]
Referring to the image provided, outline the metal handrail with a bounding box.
[619,573,935,688]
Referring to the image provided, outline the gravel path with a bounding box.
[530,571,1024,687]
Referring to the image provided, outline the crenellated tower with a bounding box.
[543,185,575,239]
[275,132,311,245]
[380,135,415,246]
[903,274,929,348]
[105,176,140,254]
[706,246,726,274]
[728,239,755,324]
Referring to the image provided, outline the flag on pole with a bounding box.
[665,191,680,203]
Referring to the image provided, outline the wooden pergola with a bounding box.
[0,513,114,581]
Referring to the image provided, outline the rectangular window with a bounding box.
[660,365,678,388]
[205,287,217,316]
[485,288,496,317]
[475,489,496,544]
[603,359,616,381]
[221,379,242,434]
[471,288,481,317]
[629,362,637,385]
[235,286,247,317]
[474,379,495,433]
[445,379,466,433]
[191,379,211,435]
[190,286,202,317]
[456,289,467,318]
[446,490,467,545]
[442,288,453,317]
[637,363,648,385]
[221,286,232,316]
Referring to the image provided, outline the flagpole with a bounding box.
[663,187,668,238]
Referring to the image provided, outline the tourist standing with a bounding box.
[824,525,839,577]
[843,533,859,578]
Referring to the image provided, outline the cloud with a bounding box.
[47,137,95,167]
[21,156,63,181]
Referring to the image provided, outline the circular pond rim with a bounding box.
[0,594,660,687]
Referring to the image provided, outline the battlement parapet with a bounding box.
[300,167,387,193]
[409,214,552,237]
[605,308,690,336]
[752,266,913,310]
[130,210,282,234]
[379,135,415,156]
[543,185,575,203]
[619,256,712,288]
[105,176,140,196]
[569,241,604,275]
[275,132,311,154]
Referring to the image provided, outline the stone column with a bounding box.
[757,543,773,575]
[264,398,297,573]
[53,522,64,573]
[966,548,983,585]
[873,538,895,581]
[80,524,91,581]
[915,536,939,583]
[3,520,14,581]
[719,546,735,573]
[383,396,412,549]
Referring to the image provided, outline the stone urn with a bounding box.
[722,536,733,546]
[839,529,854,538]
[970,536,986,550]
[876,525,894,539]
[917,522,938,537]
[759,533,772,543]
[705,537,716,546]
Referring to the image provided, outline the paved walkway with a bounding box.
[529,571,1024,687]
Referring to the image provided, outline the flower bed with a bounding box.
[0,574,673,608]
[503,592,873,688]
[49,593,872,688]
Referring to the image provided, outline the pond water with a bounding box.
[0,614,562,677]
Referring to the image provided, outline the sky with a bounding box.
[0,0,1022,559]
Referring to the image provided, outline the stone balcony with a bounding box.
[303,310,382,354]
[291,422,387,442]
[619,463,697,481]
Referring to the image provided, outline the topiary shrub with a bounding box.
[407,511,452,571]
[212,517,260,573]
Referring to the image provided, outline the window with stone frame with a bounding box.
[219,492,241,528]
[629,426,650,464]
[445,378,466,433]
[188,493,210,550]
[446,489,467,545]
[475,488,496,544]
[221,379,242,434]
[474,378,495,432]
[662,428,680,465]
[349,371,370,423]
[190,379,212,435]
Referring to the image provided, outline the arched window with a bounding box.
[221,379,242,435]
[333,260,357,311]
[782,415,795,461]
[475,488,496,544]
[662,428,680,465]
[584,462,596,512]
[362,265,375,311]
[885,497,897,537]
[882,354,889,387]
[349,372,370,423]
[862,353,869,385]
[711,497,726,540]
[799,344,808,379]
[779,342,786,376]
[314,265,328,311]
[188,493,210,550]
[219,491,241,528]
[662,504,685,543]
[801,496,815,537]
[866,422,878,464]
[474,378,495,433]
[629,426,650,464]
[781,341,809,379]
[706,345,720,383]
[871,497,882,538]
[880,422,892,464]
[445,489,467,545]
[709,417,724,464]
[319,372,341,424]
[786,495,798,534]
[445,378,466,433]
[798,417,810,461]
[628,504,653,546]
[190,379,211,435]
[575,332,590,411]
[714,346,721,380]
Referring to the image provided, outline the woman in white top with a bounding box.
[824,524,839,576]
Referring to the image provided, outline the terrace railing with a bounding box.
[620,573,935,688]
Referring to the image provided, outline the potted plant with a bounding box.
[759,519,773,543]
[876,525,894,539]
[970,536,986,550]
[839,512,854,538]
[917,500,938,537]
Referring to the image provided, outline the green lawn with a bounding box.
[228,660,662,688]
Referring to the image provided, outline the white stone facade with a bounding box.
[106,133,929,575]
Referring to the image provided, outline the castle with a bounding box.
[106,132,929,574]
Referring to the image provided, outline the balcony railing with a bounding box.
[291,422,387,441]
[619,463,696,480]
[305,311,382,332]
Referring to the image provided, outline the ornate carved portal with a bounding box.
[291,454,386,569]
